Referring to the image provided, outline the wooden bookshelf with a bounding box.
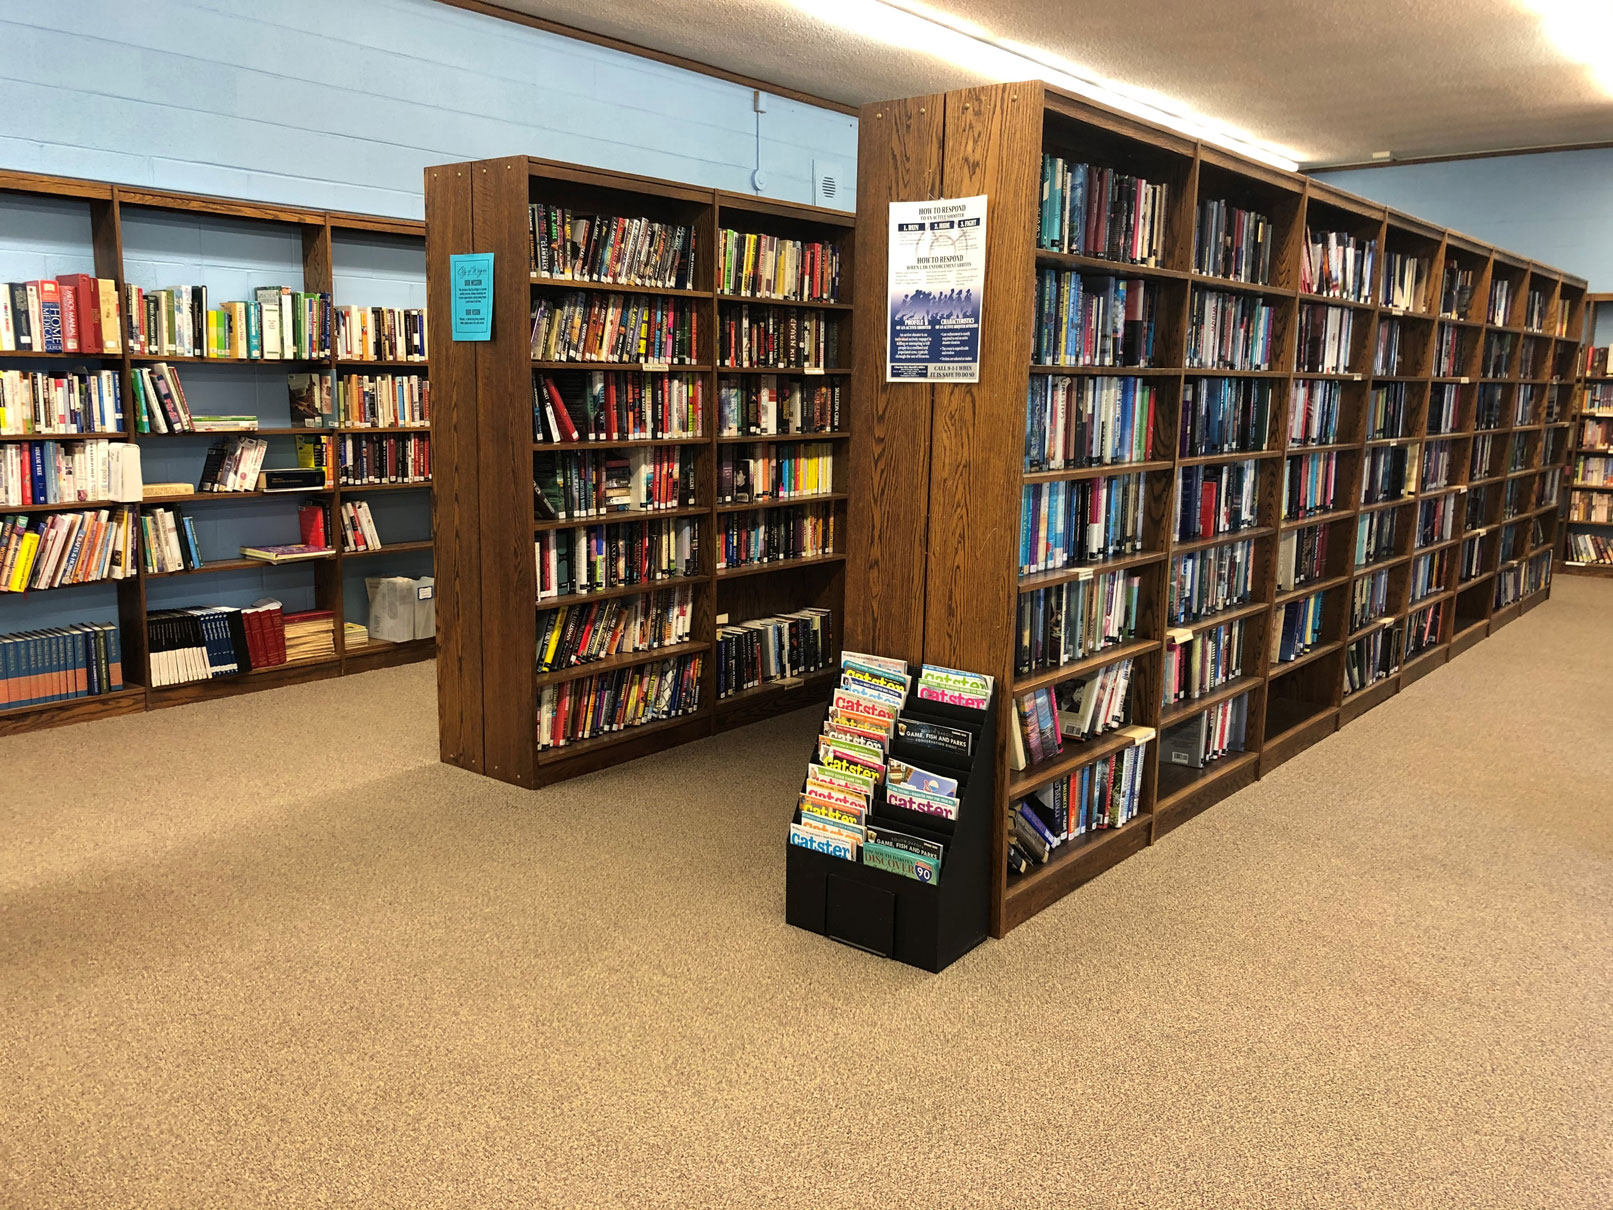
[0,169,435,736]
[424,158,851,787]
[1561,292,1613,574]
[847,83,1584,937]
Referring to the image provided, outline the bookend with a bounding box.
[785,692,996,973]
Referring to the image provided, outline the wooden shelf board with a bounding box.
[338,480,431,493]
[716,431,849,444]
[1171,525,1274,555]
[1173,598,1271,634]
[1012,635,1159,695]
[1155,750,1261,818]
[1003,813,1152,924]
[130,355,326,367]
[1159,674,1263,728]
[1023,459,1174,484]
[1017,549,1167,591]
[539,574,708,610]
[1188,273,1294,298]
[335,425,431,434]
[531,274,712,299]
[0,350,121,361]
[1273,574,1348,605]
[715,666,837,712]
[339,540,433,559]
[531,360,710,372]
[535,639,712,688]
[715,293,851,311]
[534,436,706,451]
[716,366,849,376]
[534,504,705,532]
[1281,505,1355,529]
[2,497,132,513]
[714,491,847,514]
[0,430,125,442]
[0,684,147,736]
[536,709,710,766]
[715,553,846,580]
[334,360,428,370]
[1268,639,1344,677]
[1028,364,1181,377]
[1007,727,1146,800]
[1033,249,1187,281]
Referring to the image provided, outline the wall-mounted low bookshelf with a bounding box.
[1562,293,1613,577]
[425,158,852,787]
[0,170,434,737]
[848,83,1584,937]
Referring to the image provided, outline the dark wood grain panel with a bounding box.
[844,92,947,669]
[472,157,541,787]
[927,83,1044,939]
[424,161,484,773]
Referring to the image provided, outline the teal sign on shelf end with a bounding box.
[450,252,494,341]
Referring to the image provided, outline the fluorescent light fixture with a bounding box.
[1519,0,1613,94]
[791,0,1304,170]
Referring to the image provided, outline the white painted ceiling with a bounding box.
[502,0,1613,166]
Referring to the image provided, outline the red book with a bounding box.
[1199,482,1218,539]
[298,503,327,548]
[543,377,579,442]
[56,280,80,352]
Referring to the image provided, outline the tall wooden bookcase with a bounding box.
[847,83,1585,936]
[425,157,853,788]
[1563,293,1613,576]
[0,169,435,738]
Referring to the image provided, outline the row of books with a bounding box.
[1275,523,1329,592]
[715,608,834,698]
[1369,382,1408,440]
[536,585,694,672]
[1,507,137,591]
[337,373,429,429]
[1470,434,1496,478]
[1036,155,1169,266]
[0,277,122,354]
[1568,493,1613,524]
[1194,199,1273,285]
[1382,252,1426,312]
[1513,387,1539,427]
[1024,375,1157,471]
[1011,656,1134,770]
[334,306,427,363]
[1296,303,1355,374]
[1579,418,1613,450]
[125,285,330,360]
[716,230,842,302]
[716,442,834,504]
[1440,259,1477,319]
[1487,278,1515,327]
[1160,691,1247,770]
[1345,624,1402,693]
[1032,270,1156,368]
[1183,377,1270,457]
[1573,454,1613,486]
[1362,445,1414,503]
[1433,323,1467,377]
[1009,734,1149,870]
[140,506,204,574]
[1475,384,1506,429]
[530,293,699,365]
[1272,591,1325,663]
[1283,450,1338,520]
[1186,290,1275,371]
[1164,617,1245,707]
[536,651,704,750]
[1,439,140,508]
[1582,345,1613,376]
[534,372,703,443]
[1357,508,1399,566]
[1405,601,1442,656]
[1299,228,1376,303]
[534,447,694,520]
[1421,440,1454,492]
[1429,384,1459,434]
[129,363,196,433]
[197,437,271,493]
[1374,319,1404,375]
[146,602,329,686]
[0,622,124,710]
[335,433,430,486]
[1176,460,1259,541]
[0,370,123,436]
[1459,534,1485,581]
[717,304,839,370]
[336,500,384,553]
[1567,532,1613,564]
[534,517,699,601]
[1289,379,1340,446]
[791,656,985,878]
[1409,549,1450,602]
[529,204,696,290]
[1482,331,1513,378]
[1170,538,1255,625]
[1014,568,1139,676]
[1416,493,1457,546]
[1349,568,1391,631]
[717,377,841,437]
[1019,473,1147,573]
[716,502,834,569]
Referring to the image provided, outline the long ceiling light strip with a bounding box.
[1519,1,1613,94]
[793,0,1304,171]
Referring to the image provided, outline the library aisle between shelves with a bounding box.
[2,574,1607,1208]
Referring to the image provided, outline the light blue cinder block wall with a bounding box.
[1314,148,1613,292]
[0,0,858,216]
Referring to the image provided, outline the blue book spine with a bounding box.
[106,623,122,691]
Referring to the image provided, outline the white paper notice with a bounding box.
[886,195,987,383]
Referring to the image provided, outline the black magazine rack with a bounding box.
[785,690,996,973]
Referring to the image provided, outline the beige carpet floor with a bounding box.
[2,579,1610,1209]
